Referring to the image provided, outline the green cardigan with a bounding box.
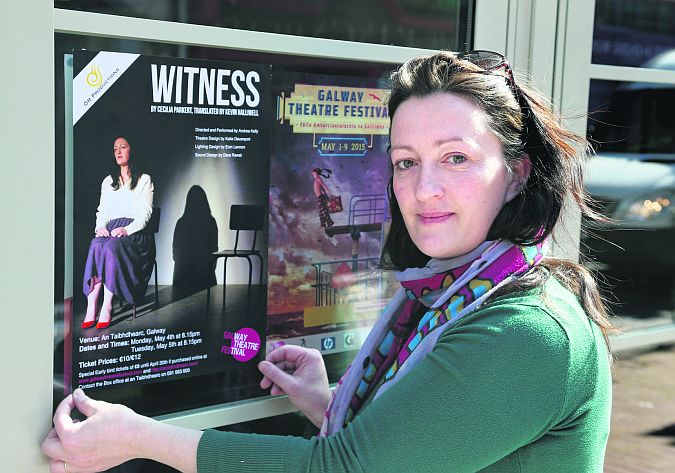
[197,277,612,472]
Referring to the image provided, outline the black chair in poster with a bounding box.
[116,206,161,319]
[209,204,265,306]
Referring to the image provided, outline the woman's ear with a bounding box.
[506,153,531,202]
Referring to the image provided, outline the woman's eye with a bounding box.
[394,159,415,170]
[446,154,466,164]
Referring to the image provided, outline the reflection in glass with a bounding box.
[55,0,474,51]
[583,79,675,331]
[54,32,403,417]
[593,0,675,68]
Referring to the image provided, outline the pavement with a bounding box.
[605,344,675,472]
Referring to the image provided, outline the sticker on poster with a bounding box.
[222,328,261,362]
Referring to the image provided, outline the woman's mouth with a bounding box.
[417,212,454,224]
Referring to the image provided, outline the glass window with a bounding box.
[54,0,475,51]
[49,0,477,455]
[593,0,675,68]
[54,32,403,417]
[587,80,675,153]
[584,79,675,332]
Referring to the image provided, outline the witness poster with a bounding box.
[70,51,271,397]
[266,72,396,356]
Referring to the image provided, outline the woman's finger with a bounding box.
[265,344,307,364]
[258,361,297,394]
[259,359,294,389]
[259,375,273,390]
[53,395,76,436]
[270,384,287,396]
[264,344,288,363]
[72,388,98,418]
[49,458,71,473]
[41,430,66,462]
[274,359,296,373]
[43,427,59,441]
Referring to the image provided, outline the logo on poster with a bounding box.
[321,337,336,351]
[221,328,261,362]
[73,51,140,125]
[277,84,390,135]
[86,65,103,87]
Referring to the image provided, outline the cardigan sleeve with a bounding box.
[197,297,574,473]
[94,176,114,232]
[123,174,154,235]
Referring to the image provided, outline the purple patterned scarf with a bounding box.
[320,239,545,435]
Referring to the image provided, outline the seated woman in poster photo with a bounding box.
[81,136,155,330]
[43,51,613,472]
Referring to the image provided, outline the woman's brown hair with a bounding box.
[380,51,615,344]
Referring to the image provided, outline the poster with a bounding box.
[70,51,271,395]
[266,72,397,359]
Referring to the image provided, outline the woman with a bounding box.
[312,167,336,228]
[43,51,613,472]
[81,136,155,329]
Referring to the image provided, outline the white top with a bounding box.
[94,173,154,235]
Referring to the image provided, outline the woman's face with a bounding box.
[113,137,131,167]
[390,93,527,259]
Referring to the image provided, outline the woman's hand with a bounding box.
[41,389,147,472]
[95,228,110,238]
[41,389,201,473]
[110,227,128,238]
[259,345,331,428]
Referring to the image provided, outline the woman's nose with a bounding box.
[414,164,444,201]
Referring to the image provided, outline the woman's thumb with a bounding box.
[72,388,97,417]
[258,361,294,392]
